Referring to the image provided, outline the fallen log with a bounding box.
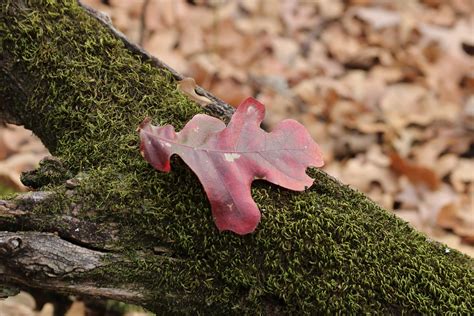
[0,0,472,314]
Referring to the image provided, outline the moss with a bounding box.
[1,0,473,314]
[0,184,16,198]
[0,285,20,298]
[21,157,73,189]
[103,300,154,315]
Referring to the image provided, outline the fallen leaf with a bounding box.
[420,20,473,59]
[65,301,86,316]
[412,137,454,169]
[368,185,394,210]
[437,202,474,245]
[422,4,456,27]
[326,152,398,194]
[0,291,36,315]
[305,41,344,78]
[177,77,213,107]
[321,24,362,63]
[280,0,318,34]
[462,95,474,131]
[0,124,35,159]
[188,54,218,89]
[207,19,244,52]
[0,153,44,191]
[211,78,253,107]
[239,0,259,14]
[355,7,401,30]
[436,154,459,179]
[38,303,54,316]
[139,97,323,234]
[317,0,344,19]
[0,302,34,316]
[272,36,299,66]
[431,231,474,257]
[389,152,440,190]
[450,158,473,192]
[437,203,463,232]
[259,91,297,128]
[380,84,458,129]
[179,25,204,56]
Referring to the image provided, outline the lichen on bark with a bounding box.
[0,0,473,314]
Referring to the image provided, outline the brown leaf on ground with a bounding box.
[65,301,86,316]
[0,291,36,316]
[389,152,440,190]
[0,153,43,191]
[437,202,474,245]
[450,159,473,193]
[212,78,253,107]
[0,125,49,191]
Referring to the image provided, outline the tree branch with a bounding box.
[0,0,472,314]
[0,231,145,304]
[0,191,118,250]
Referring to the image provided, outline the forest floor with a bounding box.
[1,0,472,314]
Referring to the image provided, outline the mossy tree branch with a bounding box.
[0,189,150,303]
[0,190,119,249]
[0,231,145,304]
[0,0,473,314]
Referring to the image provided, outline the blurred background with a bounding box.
[1,0,472,314]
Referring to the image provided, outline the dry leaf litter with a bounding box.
[1,0,473,313]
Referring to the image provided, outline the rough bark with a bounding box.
[0,0,473,314]
[0,188,145,304]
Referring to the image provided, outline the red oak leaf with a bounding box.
[139,97,324,235]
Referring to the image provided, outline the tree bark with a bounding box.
[0,0,472,314]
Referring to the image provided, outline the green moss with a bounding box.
[21,157,73,189]
[0,184,16,198]
[103,300,154,315]
[1,0,473,314]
